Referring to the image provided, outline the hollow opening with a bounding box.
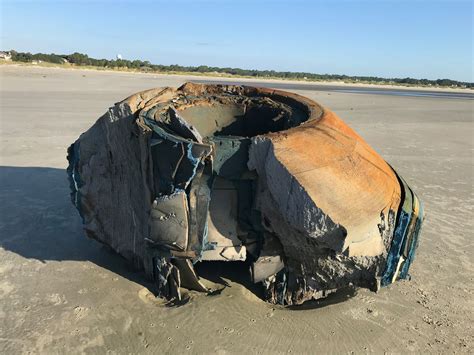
[142,86,315,304]
[176,96,309,138]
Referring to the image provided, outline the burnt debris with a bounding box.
[67,83,424,305]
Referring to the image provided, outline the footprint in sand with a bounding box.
[74,306,90,320]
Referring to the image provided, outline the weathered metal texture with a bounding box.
[381,176,423,286]
[67,82,424,306]
[245,88,417,304]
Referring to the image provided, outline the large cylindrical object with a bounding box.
[67,83,423,305]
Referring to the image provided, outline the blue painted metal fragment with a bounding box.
[143,116,212,194]
[66,142,84,219]
[399,193,424,280]
[382,176,424,286]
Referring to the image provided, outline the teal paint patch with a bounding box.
[381,175,423,286]
[187,165,214,258]
[210,137,250,179]
[144,116,212,194]
[381,209,411,286]
[399,197,424,280]
[66,142,84,221]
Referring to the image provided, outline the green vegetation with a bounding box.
[5,50,473,89]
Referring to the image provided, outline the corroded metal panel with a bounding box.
[67,82,424,305]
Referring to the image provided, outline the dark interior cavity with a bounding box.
[177,97,309,138]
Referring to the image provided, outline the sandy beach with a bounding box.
[2,62,472,94]
[0,65,473,353]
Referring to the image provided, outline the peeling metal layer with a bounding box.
[381,176,424,286]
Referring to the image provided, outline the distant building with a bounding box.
[116,54,123,60]
[0,51,12,61]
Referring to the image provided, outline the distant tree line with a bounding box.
[7,50,473,88]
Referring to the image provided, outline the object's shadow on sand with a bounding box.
[287,287,358,310]
[194,260,263,299]
[0,166,355,308]
[0,166,263,300]
[0,166,153,290]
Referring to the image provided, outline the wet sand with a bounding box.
[1,66,473,353]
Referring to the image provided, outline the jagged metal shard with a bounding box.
[67,83,424,305]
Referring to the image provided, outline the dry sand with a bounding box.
[2,62,473,94]
[0,66,473,354]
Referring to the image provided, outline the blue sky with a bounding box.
[1,0,472,81]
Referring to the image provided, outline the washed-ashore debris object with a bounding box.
[67,83,424,305]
